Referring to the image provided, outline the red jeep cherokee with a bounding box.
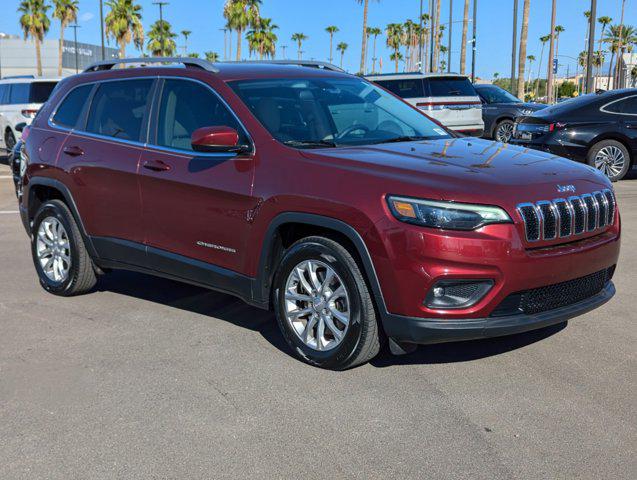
[18,58,620,369]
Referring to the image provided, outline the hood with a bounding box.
[300,137,611,208]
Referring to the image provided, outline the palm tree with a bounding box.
[337,41,348,69]
[355,0,377,74]
[535,34,550,99]
[460,0,470,74]
[181,29,191,55]
[247,17,278,59]
[205,51,219,62]
[325,25,339,63]
[291,32,308,60]
[187,52,199,58]
[104,0,144,59]
[53,0,78,76]
[18,0,50,77]
[493,72,499,80]
[367,27,382,73]
[631,65,637,87]
[223,0,261,61]
[147,19,177,56]
[390,51,404,73]
[614,0,627,87]
[526,55,535,90]
[402,20,418,72]
[386,23,403,72]
[597,15,612,80]
[593,50,605,84]
[516,0,531,100]
[604,24,637,89]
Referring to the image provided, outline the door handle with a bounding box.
[62,145,84,157]
[142,159,171,172]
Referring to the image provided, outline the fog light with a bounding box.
[424,280,494,309]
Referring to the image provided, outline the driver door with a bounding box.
[139,77,256,273]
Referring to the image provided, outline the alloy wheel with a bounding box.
[284,259,350,351]
[594,145,626,178]
[36,217,71,283]
[495,122,514,143]
[5,130,16,152]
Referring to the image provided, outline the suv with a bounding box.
[0,76,59,152]
[19,58,620,369]
[366,73,484,136]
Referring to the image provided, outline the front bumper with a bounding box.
[383,281,615,345]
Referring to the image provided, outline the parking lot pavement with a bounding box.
[0,162,635,480]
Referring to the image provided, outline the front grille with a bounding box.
[490,267,614,317]
[517,189,615,243]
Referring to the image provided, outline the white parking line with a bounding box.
[0,175,14,179]
[0,211,18,214]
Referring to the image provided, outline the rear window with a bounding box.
[425,77,476,97]
[9,83,30,104]
[52,84,93,128]
[86,79,153,141]
[375,79,424,99]
[29,82,58,103]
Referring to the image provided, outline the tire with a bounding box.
[494,119,515,143]
[587,139,631,182]
[31,200,97,296]
[4,128,16,152]
[273,236,380,370]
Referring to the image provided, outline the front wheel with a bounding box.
[587,139,631,182]
[494,119,515,143]
[273,236,381,370]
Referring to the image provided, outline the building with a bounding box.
[0,34,118,78]
[618,53,637,89]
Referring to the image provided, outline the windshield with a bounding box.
[477,85,521,104]
[229,77,451,148]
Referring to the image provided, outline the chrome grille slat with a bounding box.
[517,190,615,242]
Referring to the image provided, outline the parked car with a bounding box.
[8,124,27,200]
[19,58,620,369]
[512,89,637,181]
[0,76,59,152]
[366,72,484,136]
[474,83,545,142]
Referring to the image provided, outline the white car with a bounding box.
[0,76,60,152]
[366,73,484,136]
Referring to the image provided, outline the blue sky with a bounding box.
[2,0,635,79]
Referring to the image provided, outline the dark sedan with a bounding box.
[475,84,545,142]
[512,89,637,181]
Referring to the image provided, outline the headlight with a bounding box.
[387,196,512,230]
[520,108,534,116]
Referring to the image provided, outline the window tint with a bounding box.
[475,85,521,104]
[52,84,93,128]
[375,79,424,99]
[29,82,58,103]
[604,96,637,114]
[9,83,30,104]
[425,77,476,97]
[86,79,153,141]
[156,79,247,150]
[0,85,9,104]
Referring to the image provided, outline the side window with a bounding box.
[9,84,30,104]
[156,79,248,151]
[86,79,153,141]
[0,85,8,104]
[376,79,424,99]
[606,96,637,115]
[52,84,93,128]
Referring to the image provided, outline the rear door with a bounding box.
[58,78,155,247]
[139,77,256,274]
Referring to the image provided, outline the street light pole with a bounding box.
[70,24,81,73]
[546,0,557,103]
[419,0,424,72]
[511,0,518,94]
[471,0,477,82]
[447,0,452,73]
[153,1,169,57]
[99,0,105,60]
[429,0,436,72]
[585,0,597,93]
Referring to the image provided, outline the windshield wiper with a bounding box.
[372,135,431,144]
[283,139,338,149]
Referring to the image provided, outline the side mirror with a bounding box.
[191,126,249,153]
[15,122,27,133]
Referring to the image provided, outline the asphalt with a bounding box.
[0,159,635,479]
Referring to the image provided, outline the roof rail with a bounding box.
[83,57,219,73]
[223,59,344,72]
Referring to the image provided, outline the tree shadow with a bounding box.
[95,269,568,368]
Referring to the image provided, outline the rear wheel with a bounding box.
[494,119,515,143]
[273,236,380,370]
[587,139,631,182]
[4,128,16,152]
[31,200,97,296]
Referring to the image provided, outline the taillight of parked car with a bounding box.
[21,109,39,119]
[548,122,567,132]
